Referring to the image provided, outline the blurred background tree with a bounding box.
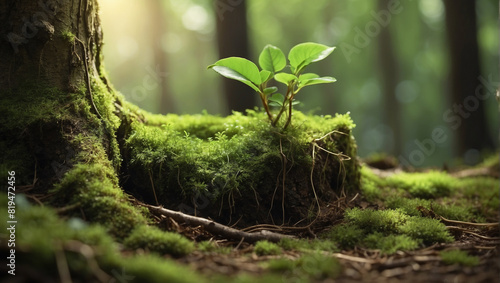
[99,0,498,167]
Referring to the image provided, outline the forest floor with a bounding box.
[171,211,500,283]
[2,157,499,283]
[142,159,500,283]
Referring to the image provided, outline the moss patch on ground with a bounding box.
[360,165,499,221]
[124,110,360,226]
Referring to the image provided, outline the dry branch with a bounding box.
[145,204,293,243]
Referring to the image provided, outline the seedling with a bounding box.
[208,42,336,129]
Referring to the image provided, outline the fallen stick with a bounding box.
[145,204,294,243]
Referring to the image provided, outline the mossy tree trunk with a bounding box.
[0,0,146,238]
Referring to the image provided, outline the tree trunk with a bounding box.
[147,0,175,114]
[377,0,401,155]
[215,0,255,114]
[0,0,145,238]
[443,0,495,158]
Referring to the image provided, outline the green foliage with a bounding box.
[208,42,336,129]
[440,250,480,267]
[254,240,282,256]
[124,225,194,256]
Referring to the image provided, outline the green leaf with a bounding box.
[298,76,336,89]
[263,86,278,95]
[208,57,262,92]
[269,93,284,106]
[259,44,286,73]
[299,73,320,80]
[288,43,335,74]
[274,73,297,85]
[260,70,273,83]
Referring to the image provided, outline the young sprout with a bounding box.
[208,42,336,129]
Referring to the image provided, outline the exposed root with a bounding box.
[145,204,293,243]
[310,130,351,218]
[148,169,159,205]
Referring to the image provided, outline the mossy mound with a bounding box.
[124,110,360,226]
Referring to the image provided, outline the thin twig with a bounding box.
[440,217,499,228]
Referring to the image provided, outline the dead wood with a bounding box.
[145,204,294,243]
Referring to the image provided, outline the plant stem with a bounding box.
[272,84,292,127]
[283,97,293,129]
[259,92,273,122]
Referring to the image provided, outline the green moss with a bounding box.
[117,254,205,283]
[459,177,499,217]
[399,216,454,244]
[321,223,365,249]
[0,194,205,282]
[363,233,420,254]
[385,197,479,222]
[294,253,342,280]
[126,110,359,224]
[278,238,338,252]
[267,253,341,281]
[124,225,194,256]
[440,250,480,266]
[324,207,453,251]
[197,241,232,254]
[386,171,457,198]
[51,161,147,239]
[345,208,409,233]
[61,30,75,43]
[267,257,296,272]
[254,240,282,256]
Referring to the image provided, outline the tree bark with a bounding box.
[0,0,119,185]
[1,0,105,92]
[215,0,255,114]
[443,0,495,157]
